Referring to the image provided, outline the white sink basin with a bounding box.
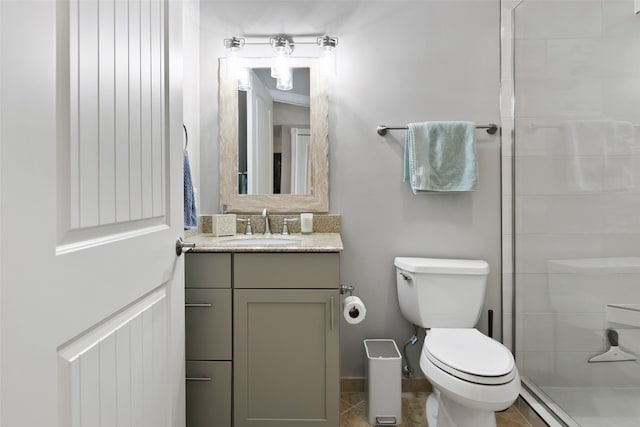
[220,237,300,247]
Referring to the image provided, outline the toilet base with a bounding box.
[425,389,497,427]
[426,391,439,427]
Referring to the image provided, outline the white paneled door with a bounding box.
[0,1,185,427]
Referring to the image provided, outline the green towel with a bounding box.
[404,121,477,193]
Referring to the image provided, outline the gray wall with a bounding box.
[198,0,502,377]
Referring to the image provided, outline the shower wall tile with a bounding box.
[598,40,640,79]
[550,351,640,387]
[544,157,640,197]
[514,156,567,195]
[603,78,640,122]
[616,328,640,355]
[603,0,640,38]
[514,1,602,41]
[554,313,608,352]
[564,156,606,193]
[602,158,640,193]
[514,39,547,79]
[521,313,555,351]
[515,234,604,273]
[545,194,606,234]
[515,78,603,118]
[512,118,557,157]
[516,273,553,313]
[514,196,549,234]
[547,271,640,313]
[515,194,605,235]
[524,349,640,388]
[604,234,640,255]
[545,39,640,80]
[546,39,601,79]
[604,193,640,232]
[519,350,554,385]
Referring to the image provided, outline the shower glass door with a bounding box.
[513,1,640,426]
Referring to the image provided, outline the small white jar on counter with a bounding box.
[300,213,313,234]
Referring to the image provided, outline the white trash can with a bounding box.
[364,339,402,426]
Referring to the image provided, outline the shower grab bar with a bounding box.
[376,123,499,136]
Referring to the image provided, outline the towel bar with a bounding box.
[376,123,499,136]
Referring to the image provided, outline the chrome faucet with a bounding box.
[262,208,272,235]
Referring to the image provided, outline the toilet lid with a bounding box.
[424,328,515,385]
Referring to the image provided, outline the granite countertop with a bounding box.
[183,232,343,253]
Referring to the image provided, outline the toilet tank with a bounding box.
[395,257,490,328]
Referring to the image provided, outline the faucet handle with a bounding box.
[282,218,299,235]
[237,217,253,235]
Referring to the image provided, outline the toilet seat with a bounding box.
[423,328,516,385]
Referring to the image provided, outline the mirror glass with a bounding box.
[219,57,329,213]
[238,67,311,195]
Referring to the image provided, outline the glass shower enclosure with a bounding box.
[513,1,640,426]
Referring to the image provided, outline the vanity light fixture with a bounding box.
[270,36,294,91]
[318,36,338,75]
[318,36,338,54]
[224,37,252,91]
[224,36,245,56]
[223,34,339,91]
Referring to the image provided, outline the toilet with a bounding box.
[395,257,520,427]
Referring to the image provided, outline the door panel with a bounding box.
[247,73,273,194]
[0,1,184,426]
[63,0,167,246]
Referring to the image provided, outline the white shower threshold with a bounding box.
[541,386,640,427]
[521,377,640,427]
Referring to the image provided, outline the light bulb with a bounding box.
[276,68,293,91]
[271,55,289,79]
[237,67,252,92]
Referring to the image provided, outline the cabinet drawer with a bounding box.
[186,361,231,427]
[234,253,339,289]
[185,253,231,288]
[186,289,231,360]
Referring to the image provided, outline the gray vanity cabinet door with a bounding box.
[234,289,340,427]
[185,289,232,360]
[186,361,231,427]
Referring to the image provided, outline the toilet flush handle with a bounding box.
[400,272,411,281]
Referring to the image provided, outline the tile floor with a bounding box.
[340,392,532,427]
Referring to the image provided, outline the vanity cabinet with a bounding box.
[185,253,232,427]
[185,250,340,427]
[233,252,340,427]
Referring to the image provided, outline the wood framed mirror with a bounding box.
[219,57,329,213]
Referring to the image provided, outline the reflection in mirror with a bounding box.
[219,57,329,213]
[238,68,311,195]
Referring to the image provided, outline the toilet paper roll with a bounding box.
[343,295,366,324]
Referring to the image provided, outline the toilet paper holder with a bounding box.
[340,284,354,296]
